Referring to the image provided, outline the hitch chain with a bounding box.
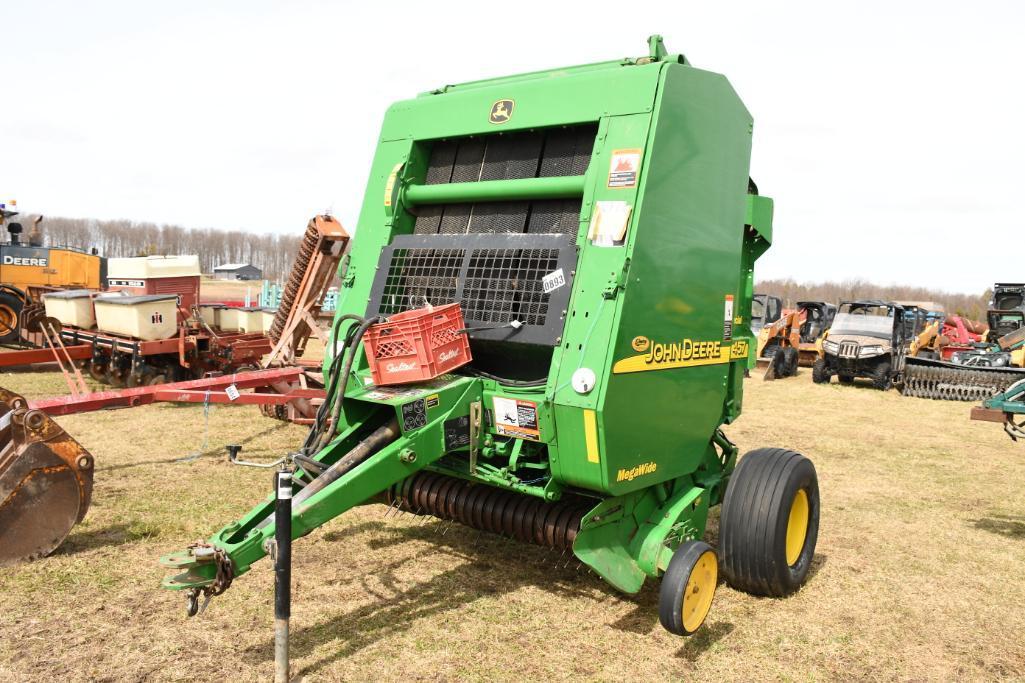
[184,542,234,617]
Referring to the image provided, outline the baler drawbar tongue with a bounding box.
[0,386,94,566]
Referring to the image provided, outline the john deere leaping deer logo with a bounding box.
[489,99,514,124]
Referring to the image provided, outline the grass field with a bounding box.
[1,369,1023,681]
[199,277,266,303]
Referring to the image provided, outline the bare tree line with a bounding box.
[12,217,1000,318]
[28,215,303,282]
[757,278,993,321]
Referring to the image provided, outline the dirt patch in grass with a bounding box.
[1,370,1023,680]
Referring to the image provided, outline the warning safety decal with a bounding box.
[607,149,642,189]
[723,295,734,341]
[492,397,540,441]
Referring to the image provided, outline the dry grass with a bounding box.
[199,277,266,303]
[1,369,1024,681]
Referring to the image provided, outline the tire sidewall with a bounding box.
[771,458,820,592]
[658,540,716,636]
[720,448,821,597]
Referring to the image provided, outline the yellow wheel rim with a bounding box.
[785,489,810,566]
[681,550,717,634]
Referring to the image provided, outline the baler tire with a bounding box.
[719,448,819,597]
[658,540,718,637]
[871,362,891,391]
[811,358,830,384]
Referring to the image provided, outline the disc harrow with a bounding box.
[901,364,1023,402]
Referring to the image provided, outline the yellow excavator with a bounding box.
[0,201,104,343]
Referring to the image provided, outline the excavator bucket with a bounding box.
[0,387,94,566]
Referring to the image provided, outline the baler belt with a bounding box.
[413,124,596,237]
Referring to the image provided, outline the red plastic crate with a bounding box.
[363,303,473,386]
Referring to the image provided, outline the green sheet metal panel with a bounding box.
[595,64,754,495]
[380,63,662,142]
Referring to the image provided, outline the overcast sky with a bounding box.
[3,1,1022,293]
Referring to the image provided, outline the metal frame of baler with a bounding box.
[158,36,817,658]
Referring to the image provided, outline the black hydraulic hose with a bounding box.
[316,315,384,451]
[302,314,363,453]
[304,320,362,452]
[467,368,548,387]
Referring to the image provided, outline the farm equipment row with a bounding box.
[0,367,323,566]
[754,286,1025,440]
[757,291,1025,402]
[0,211,347,566]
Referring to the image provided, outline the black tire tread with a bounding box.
[720,447,819,597]
[811,358,830,384]
[658,540,716,636]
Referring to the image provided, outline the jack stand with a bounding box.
[274,469,293,683]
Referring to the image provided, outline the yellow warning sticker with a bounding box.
[607,149,642,189]
[383,163,402,207]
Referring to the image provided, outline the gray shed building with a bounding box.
[212,263,263,281]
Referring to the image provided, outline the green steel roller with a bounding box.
[161,35,819,638]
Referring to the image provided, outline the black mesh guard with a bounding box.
[368,233,577,346]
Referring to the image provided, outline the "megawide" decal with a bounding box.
[612,336,743,374]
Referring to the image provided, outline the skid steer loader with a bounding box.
[757,300,835,379]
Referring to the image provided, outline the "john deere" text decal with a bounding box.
[613,336,746,374]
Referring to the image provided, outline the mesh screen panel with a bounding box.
[413,205,443,235]
[438,204,471,234]
[480,132,543,181]
[467,201,529,234]
[462,247,559,326]
[450,139,485,184]
[527,199,580,235]
[378,248,465,315]
[425,141,457,184]
[369,234,576,346]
